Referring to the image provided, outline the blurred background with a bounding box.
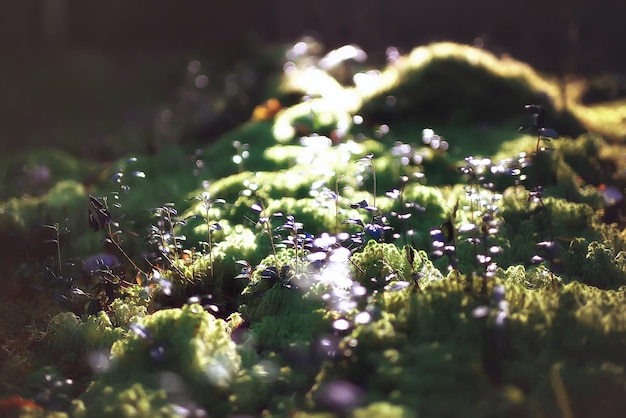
[1,0,623,156]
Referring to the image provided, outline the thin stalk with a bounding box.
[536,133,541,156]
[260,201,279,271]
[205,202,214,280]
[42,223,62,276]
[371,160,377,208]
[103,223,146,276]
[468,183,479,271]
[399,178,408,247]
[537,197,555,269]
[293,228,299,274]
[334,177,342,236]
[167,210,179,267]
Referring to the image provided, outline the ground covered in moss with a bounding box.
[1,41,626,417]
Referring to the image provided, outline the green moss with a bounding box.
[350,241,443,292]
[0,180,100,263]
[71,382,172,418]
[6,41,626,417]
[360,55,583,138]
[250,310,328,349]
[310,271,626,417]
[240,251,330,343]
[558,135,616,186]
[78,304,241,416]
[108,304,240,385]
[351,402,415,418]
[0,148,97,200]
[160,224,261,308]
[43,311,126,383]
[498,190,609,270]
[202,120,281,176]
[499,264,559,290]
[46,311,126,357]
[109,298,149,329]
[564,240,626,289]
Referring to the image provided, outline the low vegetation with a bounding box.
[1,41,626,417]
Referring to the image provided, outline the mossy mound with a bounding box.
[356,43,585,138]
[311,272,626,417]
[0,180,100,268]
[4,41,626,417]
[74,304,241,417]
[349,241,443,292]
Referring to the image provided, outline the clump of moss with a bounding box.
[155,222,261,313]
[77,304,241,416]
[565,238,626,289]
[241,249,323,321]
[0,180,100,266]
[45,311,126,371]
[70,382,172,418]
[230,355,295,415]
[110,304,240,385]
[350,241,443,292]
[310,269,626,417]
[360,55,583,137]
[199,120,282,176]
[108,298,149,329]
[499,192,606,268]
[558,135,617,186]
[351,402,415,418]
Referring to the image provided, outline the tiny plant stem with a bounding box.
[167,211,179,267]
[334,177,341,236]
[206,202,214,280]
[398,178,408,247]
[481,215,490,292]
[536,133,541,157]
[260,201,279,271]
[537,197,555,269]
[104,197,146,274]
[54,224,61,276]
[349,257,367,276]
[293,228,299,274]
[469,186,479,270]
[371,160,377,208]
[43,223,62,276]
[103,223,146,275]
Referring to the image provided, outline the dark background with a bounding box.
[1,0,624,155]
[2,0,624,75]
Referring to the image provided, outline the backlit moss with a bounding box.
[311,272,626,416]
